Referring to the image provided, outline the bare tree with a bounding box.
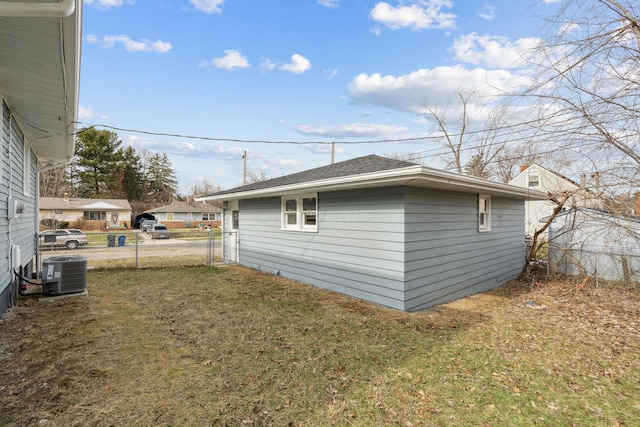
[523,0,640,168]
[246,169,270,184]
[185,179,222,198]
[39,163,72,197]
[423,89,509,179]
[384,153,426,165]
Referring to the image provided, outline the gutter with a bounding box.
[0,0,75,17]
[196,165,549,202]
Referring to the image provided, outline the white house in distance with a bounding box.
[39,196,133,230]
[197,155,547,312]
[0,1,82,316]
[508,164,582,237]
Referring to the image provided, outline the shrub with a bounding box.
[40,219,69,229]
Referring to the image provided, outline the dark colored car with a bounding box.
[150,224,170,239]
[39,229,89,250]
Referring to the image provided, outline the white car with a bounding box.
[141,220,158,233]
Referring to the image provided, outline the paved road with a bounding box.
[39,236,222,263]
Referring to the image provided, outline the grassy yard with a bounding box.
[1,266,639,426]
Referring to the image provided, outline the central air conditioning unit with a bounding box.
[42,255,87,295]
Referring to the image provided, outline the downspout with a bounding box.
[0,0,75,17]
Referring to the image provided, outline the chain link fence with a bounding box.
[38,230,220,271]
[548,242,640,283]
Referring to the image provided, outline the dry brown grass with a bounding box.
[1,266,639,426]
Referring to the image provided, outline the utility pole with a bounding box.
[242,151,247,185]
[331,142,335,164]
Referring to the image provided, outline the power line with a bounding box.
[77,123,437,145]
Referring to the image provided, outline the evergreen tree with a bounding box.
[121,145,144,201]
[464,153,492,179]
[144,152,178,203]
[75,128,124,198]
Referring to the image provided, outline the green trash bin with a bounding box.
[118,235,126,246]
[107,234,116,247]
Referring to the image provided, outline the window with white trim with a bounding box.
[527,174,540,187]
[282,194,317,232]
[478,195,491,232]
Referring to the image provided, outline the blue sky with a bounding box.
[78,0,561,193]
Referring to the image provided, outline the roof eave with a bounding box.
[196,165,548,202]
[0,0,82,163]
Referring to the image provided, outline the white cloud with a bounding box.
[294,123,408,138]
[451,33,540,69]
[200,49,250,70]
[318,0,339,8]
[347,64,530,114]
[279,54,312,74]
[324,68,340,78]
[84,0,125,9]
[78,106,109,120]
[87,34,173,53]
[260,58,277,72]
[189,0,225,14]
[308,143,345,154]
[558,22,579,35]
[478,5,496,20]
[370,0,456,31]
[262,54,312,74]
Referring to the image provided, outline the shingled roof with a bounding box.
[211,155,417,196]
[40,197,132,211]
[146,200,221,214]
[197,154,548,202]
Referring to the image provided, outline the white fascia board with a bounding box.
[63,0,82,159]
[77,202,126,210]
[197,165,548,202]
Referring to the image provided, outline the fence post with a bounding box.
[135,232,139,269]
[207,230,214,266]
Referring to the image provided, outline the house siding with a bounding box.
[1,100,38,315]
[509,165,580,237]
[549,210,640,281]
[403,188,525,311]
[237,187,408,310]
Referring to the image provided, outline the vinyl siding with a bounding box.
[1,99,39,315]
[227,185,526,312]
[403,187,525,311]
[237,187,407,310]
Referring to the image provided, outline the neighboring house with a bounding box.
[145,199,222,228]
[509,164,583,237]
[39,196,133,230]
[0,2,82,316]
[547,207,640,282]
[196,155,546,312]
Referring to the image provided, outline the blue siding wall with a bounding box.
[404,187,525,311]
[230,185,526,312]
[238,187,407,310]
[0,99,39,316]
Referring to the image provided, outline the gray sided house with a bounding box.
[547,208,640,282]
[197,155,546,311]
[0,2,82,316]
[145,200,222,227]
